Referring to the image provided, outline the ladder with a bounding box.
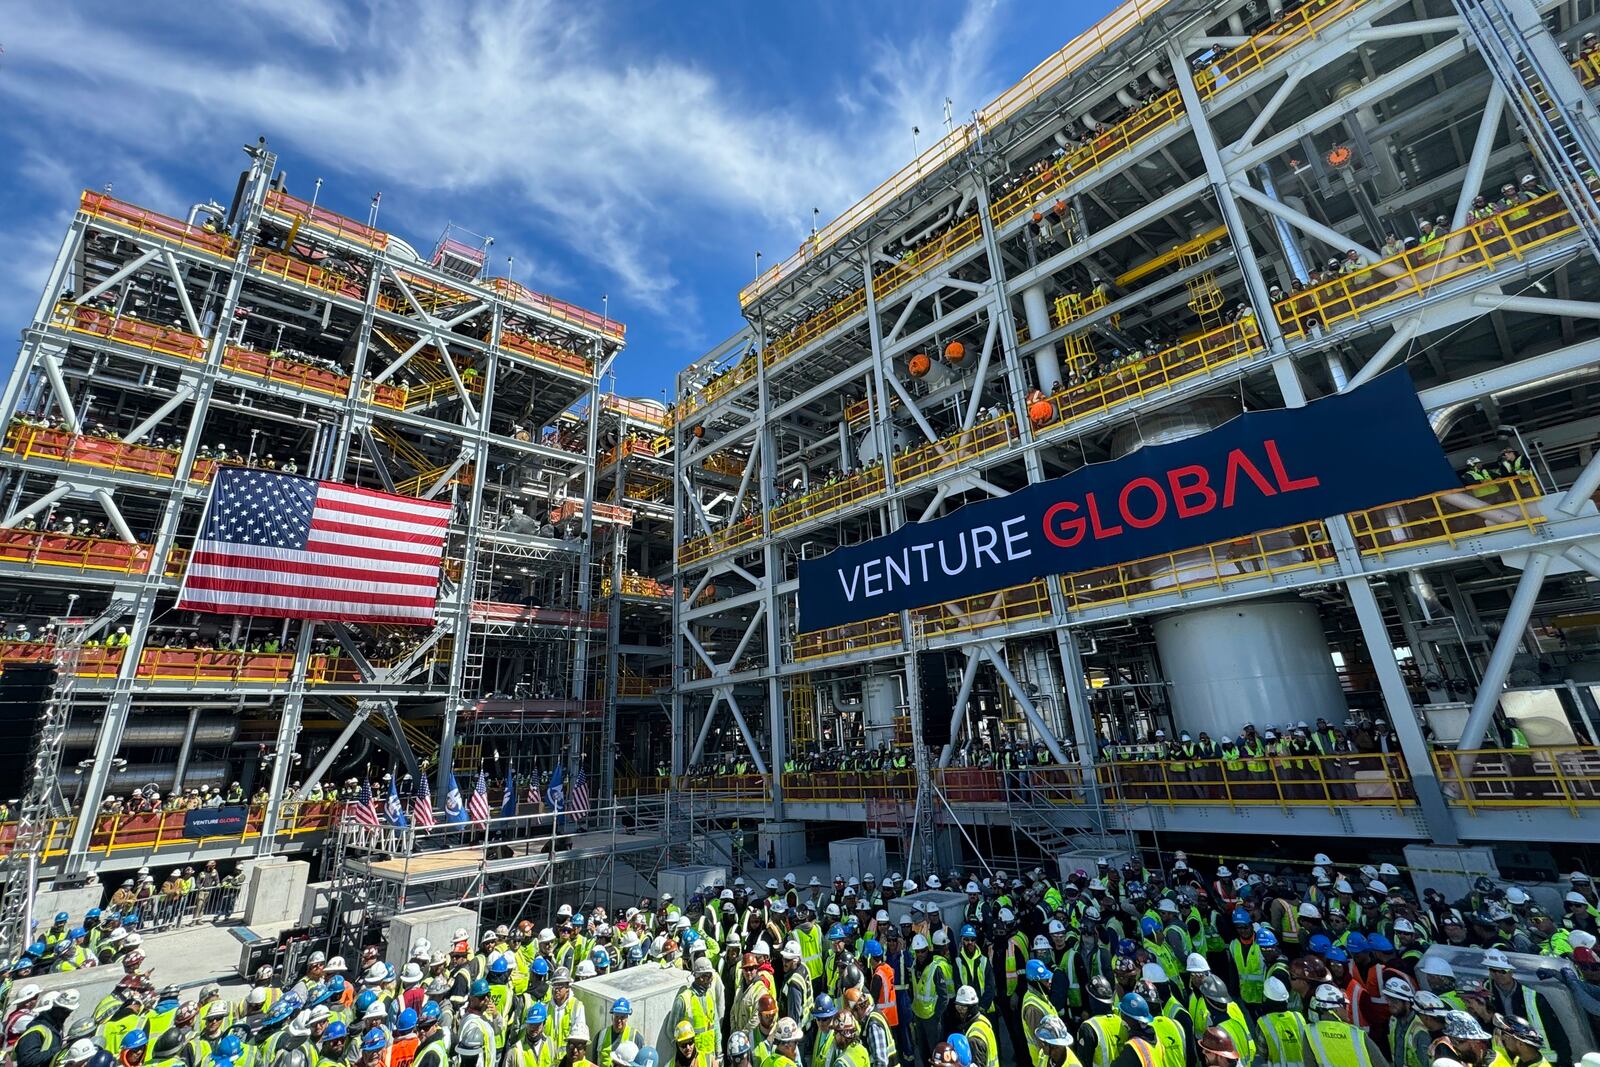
[1454,0,1600,263]
[1179,247,1226,329]
[0,600,130,952]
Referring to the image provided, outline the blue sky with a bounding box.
[0,0,1095,403]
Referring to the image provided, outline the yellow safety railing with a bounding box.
[871,214,985,304]
[1061,521,1336,609]
[4,424,186,480]
[1053,289,1112,327]
[614,775,672,797]
[892,412,1018,486]
[602,574,674,600]
[79,191,239,260]
[765,289,868,365]
[914,580,1052,639]
[677,516,763,567]
[679,357,759,422]
[0,801,338,863]
[782,770,917,803]
[740,0,1186,307]
[602,394,670,428]
[701,452,748,478]
[771,466,888,533]
[1348,475,1545,558]
[990,0,1373,230]
[1575,52,1600,88]
[1031,318,1263,431]
[623,477,672,504]
[1275,191,1576,337]
[1433,747,1600,813]
[845,393,901,425]
[680,775,772,801]
[52,302,209,363]
[793,613,902,661]
[1095,751,1413,811]
[616,673,670,698]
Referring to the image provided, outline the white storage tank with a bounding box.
[1153,598,1346,739]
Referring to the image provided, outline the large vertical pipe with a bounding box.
[937,650,984,769]
[1456,552,1552,750]
[1020,286,1062,389]
[172,705,203,793]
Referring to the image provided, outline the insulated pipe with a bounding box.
[1471,293,1600,320]
[1021,285,1062,389]
[1451,87,1507,232]
[1149,68,1170,89]
[1456,551,1552,750]
[831,681,864,712]
[1116,88,1141,109]
[1257,165,1310,281]
[937,650,984,769]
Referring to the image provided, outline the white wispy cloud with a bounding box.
[0,0,1029,346]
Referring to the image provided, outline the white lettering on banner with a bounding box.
[833,513,1031,605]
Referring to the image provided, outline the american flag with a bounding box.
[177,469,451,626]
[569,766,590,820]
[347,779,381,827]
[467,770,491,825]
[412,772,436,829]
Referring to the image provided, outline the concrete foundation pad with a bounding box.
[34,883,103,926]
[385,906,479,969]
[241,859,310,926]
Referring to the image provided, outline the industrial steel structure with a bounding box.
[670,0,1600,865]
[0,137,663,926]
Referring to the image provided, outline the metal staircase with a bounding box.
[1454,0,1600,262]
[0,599,130,952]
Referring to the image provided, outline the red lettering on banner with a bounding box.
[1086,491,1124,540]
[1167,465,1218,518]
[1118,477,1168,529]
[1265,439,1322,492]
[1042,500,1086,548]
[1222,448,1277,507]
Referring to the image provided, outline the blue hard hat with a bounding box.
[1117,939,1136,957]
[122,1030,150,1052]
[54,912,69,924]
[1118,992,1154,1023]
[1344,933,1368,954]
[470,978,490,997]
[612,997,633,1016]
[960,924,977,939]
[395,1009,417,1034]
[488,955,511,975]
[327,976,346,994]
[1326,946,1349,963]
[86,908,102,920]
[308,983,331,1007]
[844,917,859,931]
[827,924,846,941]
[864,939,884,957]
[355,990,379,1013]
[1308,933,1332,954]
[627,946,644,964]
[25,941,45,958]
[1231,908,1251,925]
[1139,917,1160,938]
[210,1055,233,1067]
[947,1033,972,1067]
[420,1002,441,1023]
[69,926,86,940]
[813,994,838,1019]
[532,958,550,977]
[526,1003,549,1026]
[592,948,612,968]
[1026,959,1051,981]
[1255,928,1277,949]
[1367,933,1394,952]
[361,1030,389,1053]
[571,913,586,926]
[320,1024,347,1044]
[682,929,699,944]
[263,1001,294,1027]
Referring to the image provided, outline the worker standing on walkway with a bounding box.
[911,935,952,1067]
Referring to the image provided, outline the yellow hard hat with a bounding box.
[675,1022,696,1043]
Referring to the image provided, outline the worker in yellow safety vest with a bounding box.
[1256,977,1308,1067]
[1034,1016,1084,1067]
[1305,982,1389,1067]
[1195,976,1254,1066]
[954,986,999,1067]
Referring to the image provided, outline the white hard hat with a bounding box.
[965,882,981,894]
[926,875,942,889]
[1384,976,1415,1001]
[998,908,1015,923]
[1379,863,1400,877]
[1264,977,1289,1003]
[1313,853,1333,866]
[66,1041,96,1064]
[1157,899,1178,914]
[1418,957,1455,979]
[1141,963,1167,984]
[577,960,598,978]
[1571,931,1598,950]
[1185,953,1211,974]
[752,940,771,956]
[1334,878,1353,893]
[14,983,40,1003]
[1298,902,1321,919]
[931,929,950,947]
[910,934,930,951]
[781,941,802,959]
[1393,918,1415,933]
[954,985,979,1007]
[364,963,387,984]
[1505,886,1529,905]
[1047,920,1066,935]
[248,988,268,1005]
[611,1040,640,1067]
[1482,949,1513,971]
[1032,935,1050,951]
[1312,983,1346,1009]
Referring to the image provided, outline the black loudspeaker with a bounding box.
[0,664,55,791]
[917,651,954,747]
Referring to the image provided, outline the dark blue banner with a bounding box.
[183,806,249,838]
[797,372,1457,631]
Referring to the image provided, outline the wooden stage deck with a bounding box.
[346,829,667,886]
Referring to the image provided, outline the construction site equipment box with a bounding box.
[576,965,692,1061]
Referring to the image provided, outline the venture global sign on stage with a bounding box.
[796,372,1459,631]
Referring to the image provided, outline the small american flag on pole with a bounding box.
[569,765,590,820]
[467,770,491,825]
[347,779,381,827]
[177,469,451,626]
[412,772,436,829]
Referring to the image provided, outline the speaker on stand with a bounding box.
[916,651,953,748]
[0,664,56,794]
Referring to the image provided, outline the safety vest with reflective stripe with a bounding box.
[1522,988,1557,1064]
[595,1024,639,1067]
[966,1015,999,1067]
[1219,1003,1255,1065]
[1082,1015,1125,1067]
[1258,1010,1307,1067]
[1003,937,1027,996]
[913,957,951,1020]
[1143,939,1180,982]
[1305,1019,1371,1067]
[865,1011,898,1067]
[797,925,824,981]
[834,1043,870,1067]
[1229,941,1265,1004]
[680,989,718,1056]
[509,1035,555,1067]
[872,964,899,1026]
[812,1031,835,1067]
[957,952,990,1010]
[785,971,813,1032]
[1123,1037,1157,1067]
[1149,1015,1185,1067]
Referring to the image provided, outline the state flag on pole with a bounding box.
[501,770,517,818]
[443,773,469,825]
[177,469,451,626]
[385,777,409,828]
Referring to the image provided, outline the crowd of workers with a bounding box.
[6,412,301,479]
[3,854,1597,1067]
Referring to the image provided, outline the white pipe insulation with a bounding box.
[1021,285,1063,389]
